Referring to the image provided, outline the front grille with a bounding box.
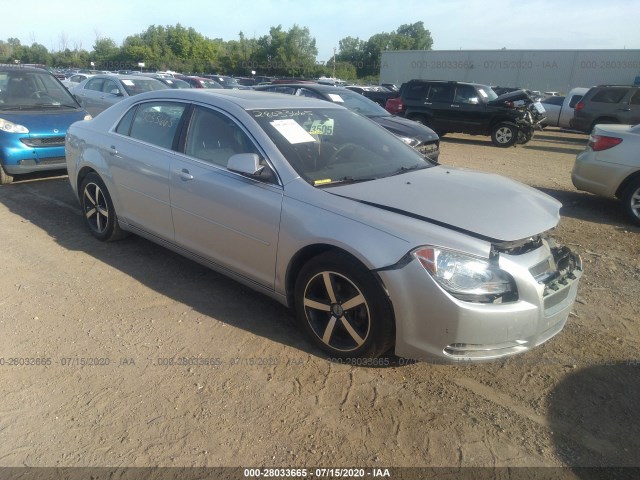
[38,157,66,165]
[417,142,439,155]
[20,136,66,147]
[534,246,582,297]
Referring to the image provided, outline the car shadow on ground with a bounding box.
[0,176,400,366]
[536,187,639,230]
[521,144,585,155]
[548,361,640,470]
[440,136,491,148]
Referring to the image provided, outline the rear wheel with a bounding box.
[294,251,395,359]
[491,123,518,147]
[0,166,13,185]
[80,172,128,241]
[622,179,640,226]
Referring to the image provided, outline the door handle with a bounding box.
[178,168,194,181]
[450,105,460,108]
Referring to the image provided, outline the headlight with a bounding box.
[0,117,29,134]
[396,135,419,147]
[413,247,517,303]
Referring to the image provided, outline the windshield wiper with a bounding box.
[389,163,428,176]
[315,176,377,187]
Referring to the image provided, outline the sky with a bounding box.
[4,0,640,63]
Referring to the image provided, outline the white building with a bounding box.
[380,49,640,94]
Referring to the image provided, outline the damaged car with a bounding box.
[66,90,582,362]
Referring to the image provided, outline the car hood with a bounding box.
[325,166,561,242]
[368,114,439,141]
[1,109,87,134]
[488,89,533,105]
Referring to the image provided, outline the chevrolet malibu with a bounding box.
[65,90,582,362]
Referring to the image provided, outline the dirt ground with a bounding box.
[1,128,639,475]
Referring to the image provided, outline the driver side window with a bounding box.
[185,107,261,168]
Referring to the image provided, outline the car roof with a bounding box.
[131,88,345,110]
[257,83,351,94]
[0,64,51,73]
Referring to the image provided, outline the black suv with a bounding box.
[570,85,640,133]
[385,80,538,147]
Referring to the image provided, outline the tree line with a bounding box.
[0,22,432,81]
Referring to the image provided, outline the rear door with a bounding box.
[617,89,640,125]
[77,77,105,116]
[108,100,188,240]
[422,83,455,133]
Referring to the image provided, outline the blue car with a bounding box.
[0,65,91,184]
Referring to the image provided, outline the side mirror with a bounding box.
[109,89,122,96]
[227,153,273,181]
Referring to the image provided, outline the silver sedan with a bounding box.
[71,74,168,116]
[65,90,583,362]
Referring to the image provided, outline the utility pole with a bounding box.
[333,47,336,79]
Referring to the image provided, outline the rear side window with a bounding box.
[427,84,454,103]
[568,95,583,108]
[630,90,640,105]
[85,78,104,91]
[128,102,187,149]
[404,82,429,100]
[590,88,629,103]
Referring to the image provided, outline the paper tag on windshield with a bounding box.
[328,94,344,103]
[271,119,316,144]
[121,80,134,86]
[309,119,334,135]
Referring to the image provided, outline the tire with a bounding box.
[294,251,395,359]
[79,172,128,241]
[0,166,13,185]
[491,123,518,147]
[622,179,640,226]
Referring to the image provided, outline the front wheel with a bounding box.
[622,179,640,226]
[79,172,128,241]
[0,166,13,185]
[294,252,395,359]
[491,123,518,147]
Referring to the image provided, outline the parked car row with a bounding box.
[4,66,637,363]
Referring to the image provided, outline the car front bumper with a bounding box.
[1,137,67,175]
[379,242,583,362]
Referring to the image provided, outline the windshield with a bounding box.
[0,70,79,109]
[119,78,167,96]
[479,86,498,102]
[322,89,390,117]
[251,108,432,186]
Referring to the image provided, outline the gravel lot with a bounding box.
[1,129,639,474]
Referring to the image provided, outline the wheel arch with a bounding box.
[284,244,393,311]
[615,170,640,199]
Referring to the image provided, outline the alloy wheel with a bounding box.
[83,182,110,234]
[303,271,371,352]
